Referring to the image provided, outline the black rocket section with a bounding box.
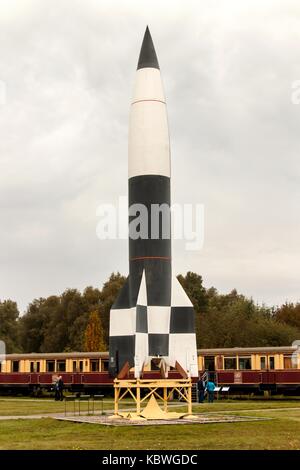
[129,175,171,307]
[137,26,160,70]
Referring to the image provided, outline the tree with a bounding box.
[11,270,300,354]
[0,300,21,353]
[19,297,53,353]
[196,291,299,348]
[99,272,127,348]
[84,311,106,352]
[177,272,208,312]
[275,303,300,331]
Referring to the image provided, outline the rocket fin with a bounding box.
[109,277,135,376]
[135,270,149,378]
[171,276,193,306]
[169,276,198,377]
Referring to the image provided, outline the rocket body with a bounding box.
[109,28,198,378]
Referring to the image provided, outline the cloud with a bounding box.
[0,0,299,312]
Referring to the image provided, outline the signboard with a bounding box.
[234,371,242,384]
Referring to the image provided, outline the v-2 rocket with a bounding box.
[109,27,198,378]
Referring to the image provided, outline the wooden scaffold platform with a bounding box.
[113,377,193,420]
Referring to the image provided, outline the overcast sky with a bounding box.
[0,0,300,313]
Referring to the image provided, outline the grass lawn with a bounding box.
[0,398,133,416]
[0,397,299,416]
[0,415,300,450]
[0,399,300,449]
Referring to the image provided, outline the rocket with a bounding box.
[109,27,198,379]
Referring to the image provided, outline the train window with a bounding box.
[30,361,40,373]
[57,360,66,372]
[91,360,99,372]
[204,356,215,371]
[284,356,292,369]
[238,357,251,370]
[260,357,267,369]
[79,361,83,372]
[101,360,109,372]
[73,361,77,372]
[46,360,55,372]
[224,357,237,370]
[12,361,19,372]
[269,356,275,370]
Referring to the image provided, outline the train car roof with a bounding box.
[3,345,299,360]
[197,346,299,354]
[4,352,109,360]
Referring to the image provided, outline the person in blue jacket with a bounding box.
[206,379,216,403]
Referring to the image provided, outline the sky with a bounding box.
[0,0,300,313]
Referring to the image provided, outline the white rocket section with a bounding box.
[110,308,135,336]
[171,277,193,307]
[128,67,170,178]
[135,333,148,378]
[147,306,170,334]
[169,333,198,377]
[135,270,149,378]
[132,68,165,102]
[136,270,147,304]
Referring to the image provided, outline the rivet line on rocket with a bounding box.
[131,99,166,105]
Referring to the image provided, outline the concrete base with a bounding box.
[55,413,272,427]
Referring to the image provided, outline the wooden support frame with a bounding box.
[113,378,193,418]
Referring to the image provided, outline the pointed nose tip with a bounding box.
[137,26,160,70]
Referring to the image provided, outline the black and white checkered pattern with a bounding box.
[109,271,198,378]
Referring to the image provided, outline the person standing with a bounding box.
[57,375,64,401]
[206,379,216,403]
[197,378,205,403]
[54,378,60,401]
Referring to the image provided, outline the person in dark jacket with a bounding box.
[197,378,205,403]
[57,376,64,401]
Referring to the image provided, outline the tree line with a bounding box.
[0,272,299,354]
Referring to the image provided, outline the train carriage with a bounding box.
[0,345,300,395]
[198,346,300,393]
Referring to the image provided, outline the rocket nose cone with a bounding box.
[137,26,160,70]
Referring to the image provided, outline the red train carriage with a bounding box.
[0,345,299,395]
[199,346,300,394]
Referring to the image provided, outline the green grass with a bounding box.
[0,415,300,450]
[0,397,299,417]
[0,399,300,449]
[172,400,300,413]
[0,398,136,416]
